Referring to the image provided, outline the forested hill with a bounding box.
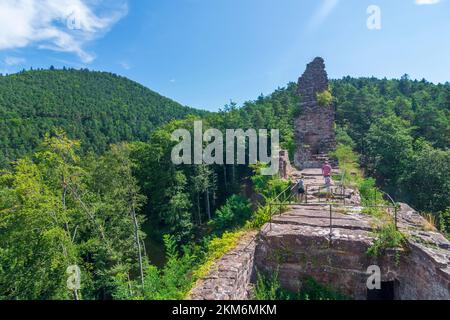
[331,76,449,213]
[0,68,203,166]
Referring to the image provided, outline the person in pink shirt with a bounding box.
[322,161,332,178]
[322,161,332,200]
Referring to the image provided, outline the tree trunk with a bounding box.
[131,204,145,291]
[232,164,236,186]
[197,193,202,225]
[205,189,211,220]
[223,165,228,191]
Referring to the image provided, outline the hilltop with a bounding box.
[0,68,203,166]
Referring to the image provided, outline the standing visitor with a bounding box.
[322,161,332,201]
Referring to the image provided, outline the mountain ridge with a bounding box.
[0,68,204,166]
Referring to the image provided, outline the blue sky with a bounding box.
[0,0,449,110]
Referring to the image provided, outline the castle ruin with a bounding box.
[188,58,450,301]
[294,57,336,169]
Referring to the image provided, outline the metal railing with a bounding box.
[267,181,399,244]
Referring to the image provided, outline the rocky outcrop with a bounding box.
[294,57,336,169]
[255,203,450,300]
[188,59,448,300]
[189,203,450,300]
[278,150,293,179]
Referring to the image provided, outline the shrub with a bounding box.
[329,144,362,187]
[208,195,251,232]
[438,207,450,238]
[359,178,385,206]
[254,272,349,300]
[193,231,243,279]
[316,89,333,107]
[112,234,196,300]
[254,270,283,300]
[367,223,406,257]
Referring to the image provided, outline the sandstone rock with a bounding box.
[294,57,336,169]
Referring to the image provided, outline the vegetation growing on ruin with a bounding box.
[367,223,406,258]
[254,271,349,300]
[316,88,333,107]
[0,68,448,299]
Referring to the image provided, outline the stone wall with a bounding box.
[188,231,258,300]
[254,203,450,300]
[294,57,336,169]
[189,204,450,300]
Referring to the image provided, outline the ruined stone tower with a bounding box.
[294,57,336,169]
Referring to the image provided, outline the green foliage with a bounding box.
[329,144,362,187]
[247,163,292,229]
[367,223,406,257]
[365,115,414,192]
[193,231,243,279]
[333,77,449,214]
[359,178,386,206]
[254,272,348,300]
[208,195,252,232]
[1,68,449,300]
[438,207,450,238]
[0,132,147,300]
[113,235,196,300]
[250,163,290,200]
[296,277,349,300]
[254,270,282,300]
[0,68,202,166]
[399,142,449,213]
[316,89,333,107]
[336,126,356,149]
[248,205,273,229]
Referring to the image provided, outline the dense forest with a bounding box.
[0,68,448,300]
[0,69,203,167]
[332,75,449,214]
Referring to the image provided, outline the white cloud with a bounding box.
[415,0,441,4]
[120,61,131,70]
[0,0,128,63]
[4,56,26,66]
[308,0,340,30]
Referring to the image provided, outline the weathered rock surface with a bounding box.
[255,203,450,300]
[188,58,449,301]
[188,231,258,300]
[190,202,449,300]
[294,57,336,169]
[278,149,294,179]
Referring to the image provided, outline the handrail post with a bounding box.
[269,203,272,231]
[305,185,308,204]
[394,204,398,231]
[329,204,333,246]
[343,186,346,205]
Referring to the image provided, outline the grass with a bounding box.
[330,143,407,259]
[420,213,438,232]
[367,223,406,258]
[329,144,363,188]
[192,230,245,279]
